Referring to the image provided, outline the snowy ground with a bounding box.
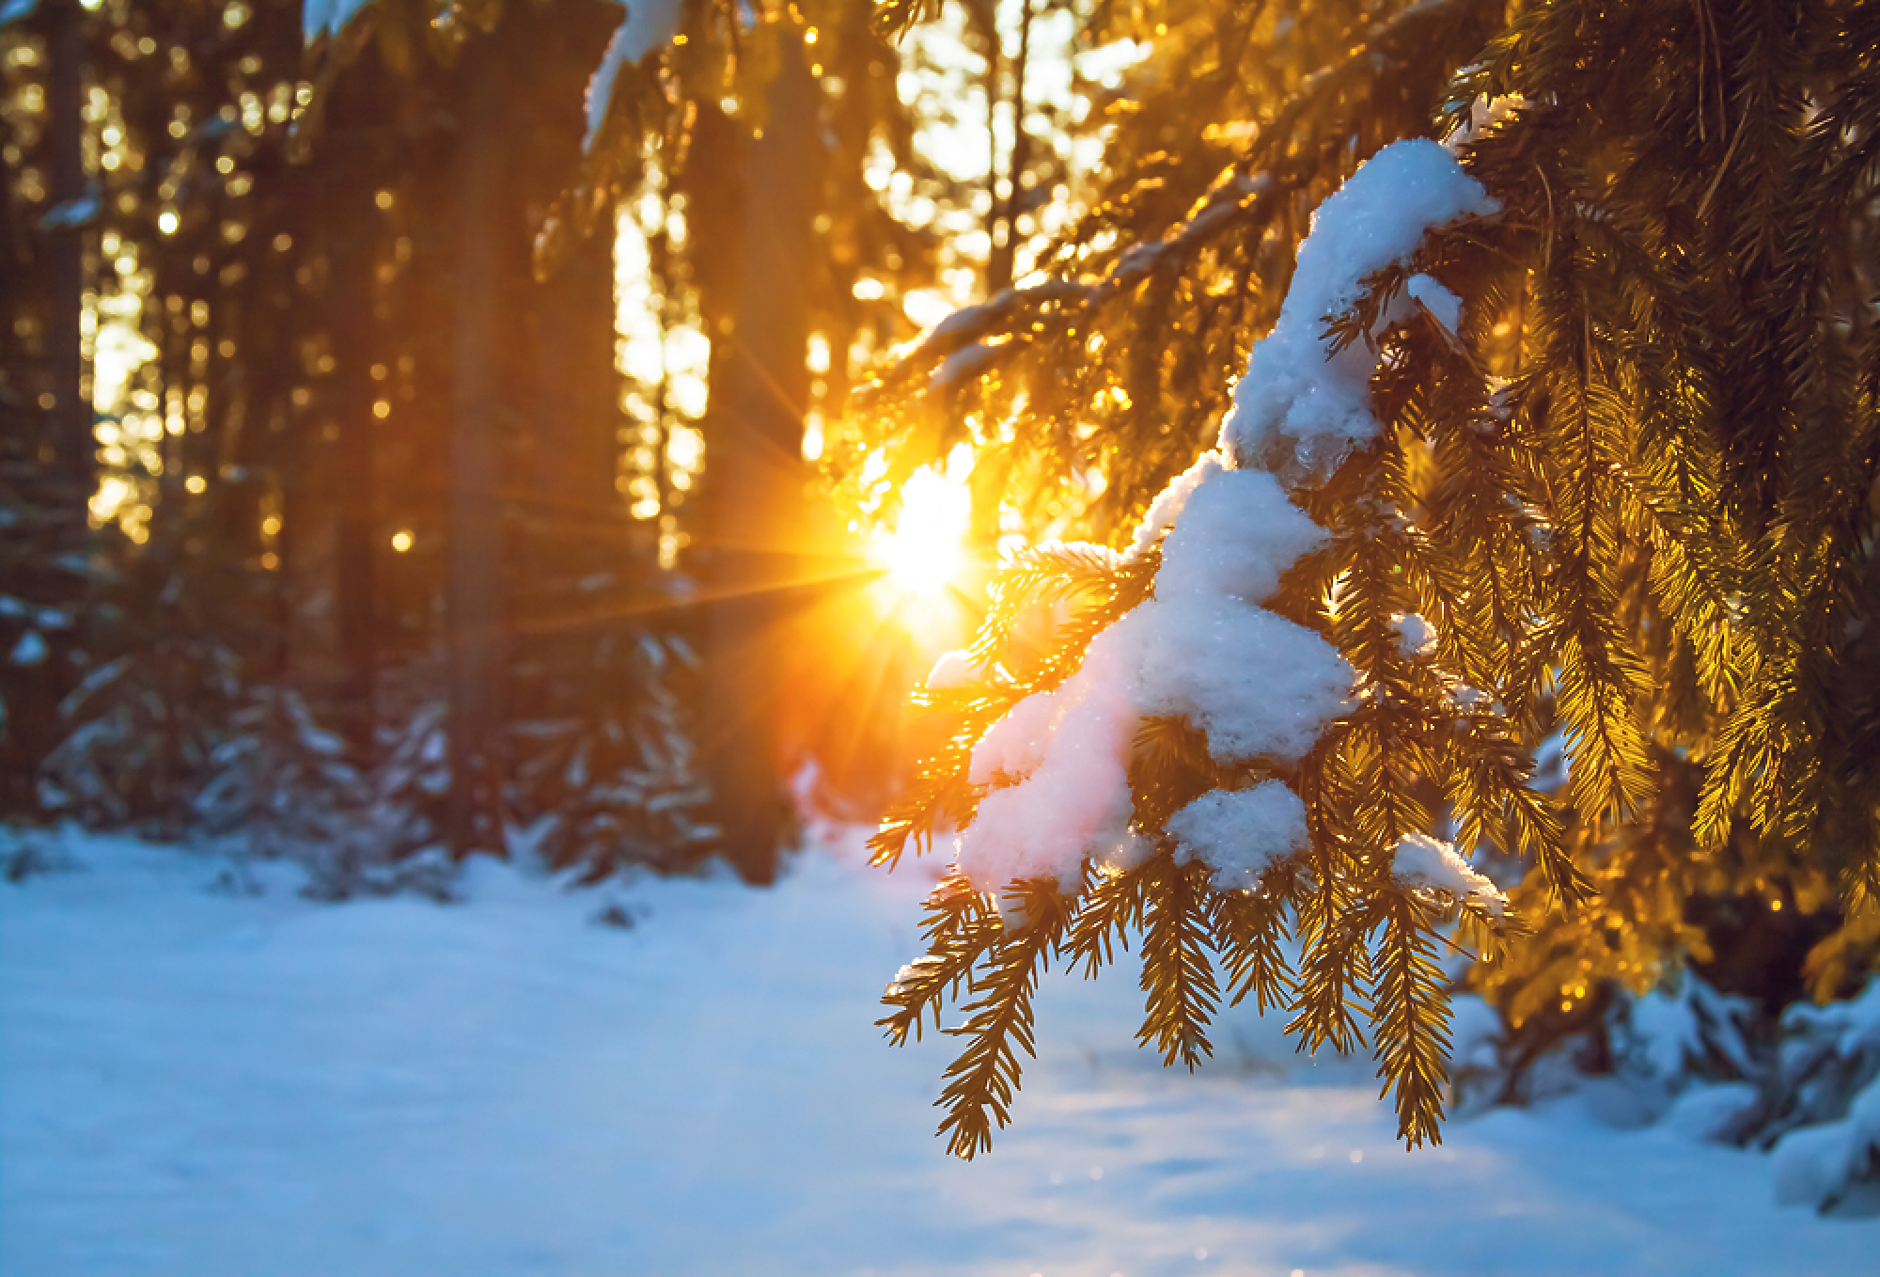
[2,828,1874,1277]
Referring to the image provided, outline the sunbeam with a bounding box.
[869,460,973,603]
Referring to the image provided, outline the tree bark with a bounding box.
[445,45,510,858]
[698,44,824,882]
[329,192,380,764]
[43,0,88,492]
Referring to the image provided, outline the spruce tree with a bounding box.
[854,0,1880,1156]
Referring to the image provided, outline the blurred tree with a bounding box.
[287,0,725,869]
[571,0,995,876]
[693,45,825,881]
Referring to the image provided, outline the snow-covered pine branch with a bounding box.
[941,141,1499,895]
[880,140,1534,1154]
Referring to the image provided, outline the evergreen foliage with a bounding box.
[510,622,718,881]
[39,529,253,836]
[858,0,1880,1157]
[194,683,368,857]
[0,400,92,813]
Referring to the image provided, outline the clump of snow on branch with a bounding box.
[924,648,990,691]
[948,141,1497,894]
[584,0,684,153]
[302,0,374,45]
[1391,833,1507,916]
[1123,451,1222,561]
[1405,274,1463,334]
[1443,93,1533,153]
[1141,461,1348,770]
[1220,139,1496,481]
[885,955,946,1001]
[1136,599,1349,764]
[951,468,1349,891]
[1167,783,1310,890]
[1392,612,1437,657]
[956,617,1144,888]
[1153,468,1325,603]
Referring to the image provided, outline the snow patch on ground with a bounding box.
[3,827,1875,1275]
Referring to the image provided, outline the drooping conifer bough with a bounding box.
[877,140,1530,1158]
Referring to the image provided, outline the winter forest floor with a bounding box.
[2,826,1875,1277]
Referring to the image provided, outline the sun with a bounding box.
[871,463,972,601]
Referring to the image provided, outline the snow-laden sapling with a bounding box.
[877,141,1562,1157]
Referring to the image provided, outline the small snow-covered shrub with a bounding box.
[1460,970,1760,1122]
[1772,1082,1880,1216]
[39,642,241,835]
[1607,974,1758,1100]
[35,528,261,837]
[1766,981,1880,1214]
[1459,972,1880,1212]
[194,686,367,858]
[194,687,462,902]
[509,631,717,882]
[366,698,452,859]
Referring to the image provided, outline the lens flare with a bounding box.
[872,465,971,600]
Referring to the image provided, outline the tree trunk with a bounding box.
[43,0,87,494]
[698,44,824,883]
[445,44,510,858]
[329,203,380,763]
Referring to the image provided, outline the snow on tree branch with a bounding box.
[1392,833,1506,917]
[950,139,1497,896]
[583,0,684,154]
[301,0,375,46]
[1221,139,1498,481]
